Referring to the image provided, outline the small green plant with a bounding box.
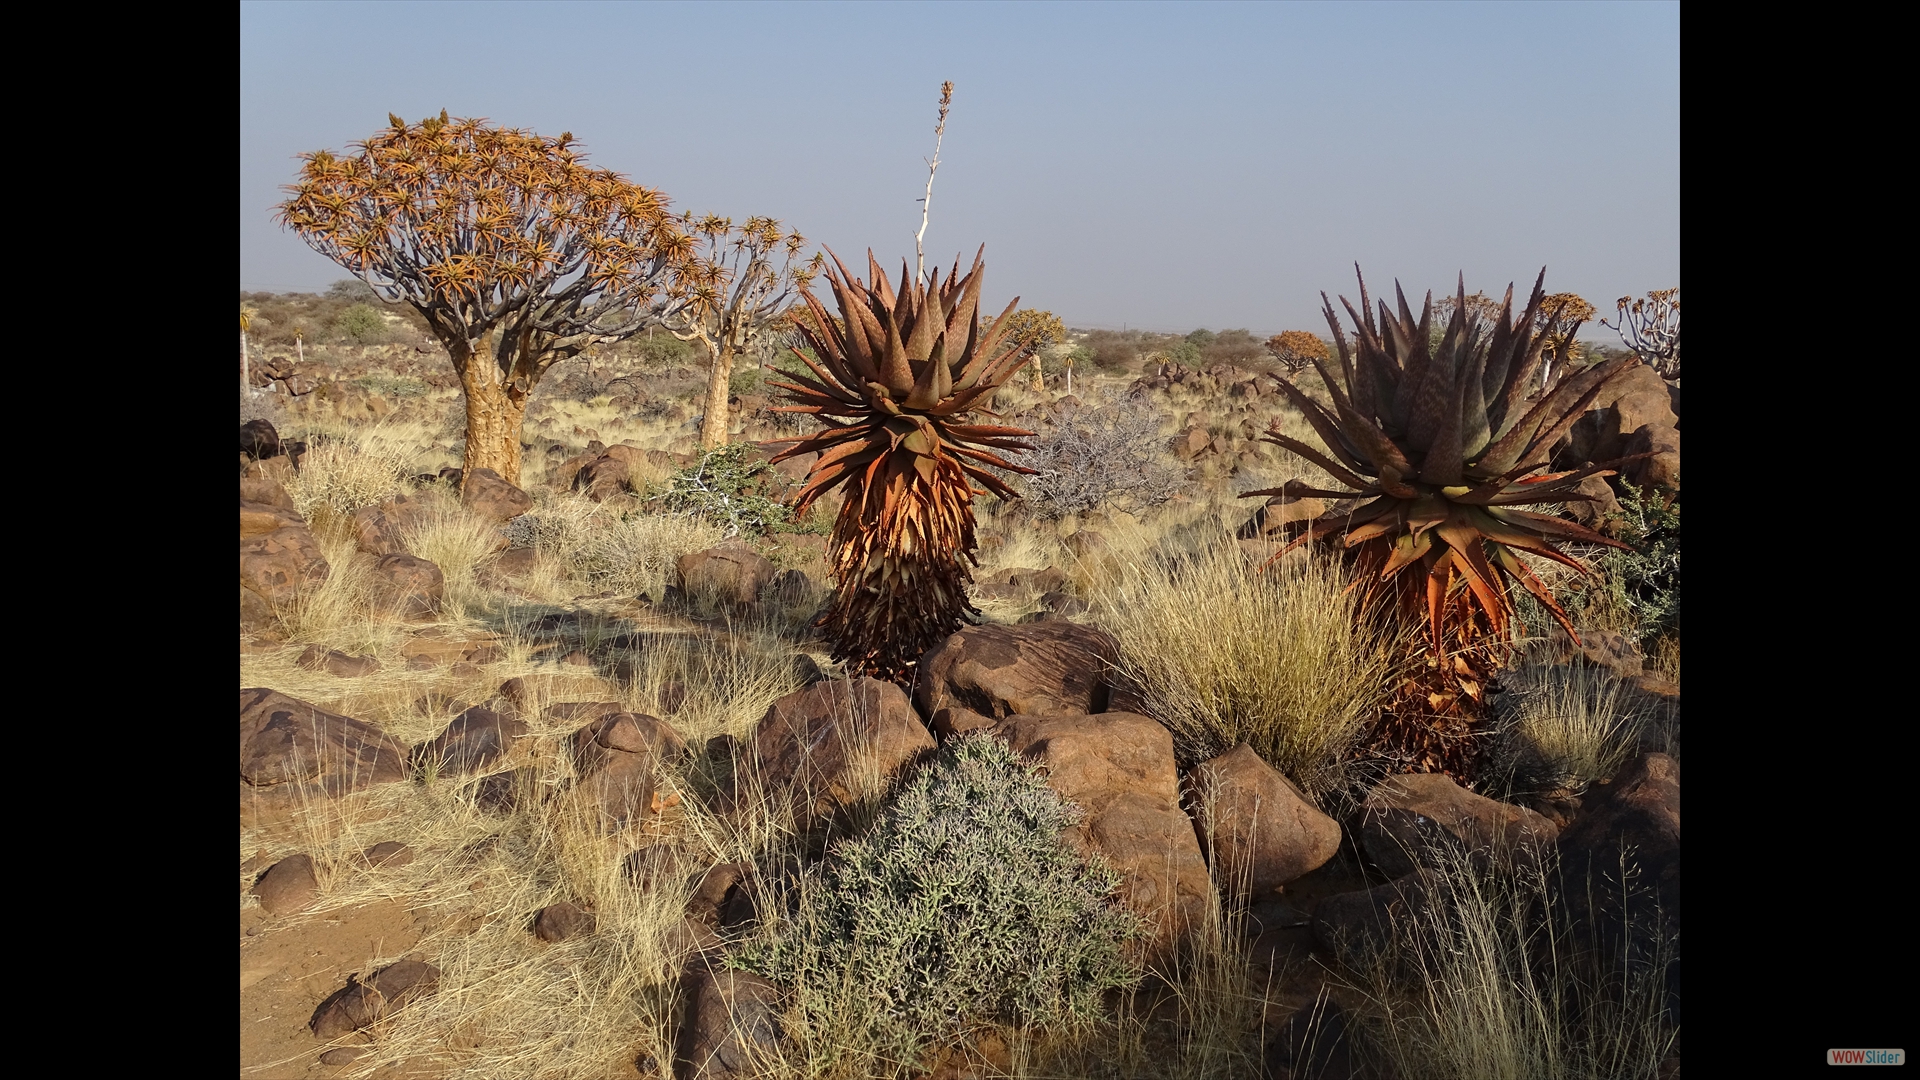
[649,443,792,538]
[334,303,387,344]
[735,731,1142,1072]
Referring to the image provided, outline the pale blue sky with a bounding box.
[240,1,1678,337]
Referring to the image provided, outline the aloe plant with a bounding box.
[1247,267,1647,779]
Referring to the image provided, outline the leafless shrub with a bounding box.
[1013,398,1184,520]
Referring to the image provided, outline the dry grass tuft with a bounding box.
[1096,527,1402,801]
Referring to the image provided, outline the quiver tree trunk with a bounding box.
[699,340,738,449]
[454,337,531,487]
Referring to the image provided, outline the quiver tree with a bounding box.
[1536,292,1597,388]
[767,248,1037,682]
[277,112,691,486]
[1002,308,1064,391]
[1264,330,1329,375]
[1602,288,1680,381]
[657,214,822,448]
[1245,267,1645,782]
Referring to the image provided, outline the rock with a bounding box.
[930,705,997,737]
[1236,494,1325,540]
[240,475,298,514]
[534,901,597,942]
[463,642,507,664]
[309,960,441,1039]
[461,466,533,524]
[414,707,528,777]
[1185,743,1342,898]
[251,853,318,915]
[240,689,409,820]
[1546,625,1645,678]
[914,620,1122,720]
[675,542,776,607]
[350,504,410,556]
[492,547,539,578]
[1623,423,1681,490]
[318,1047,366,1066]
[296,645,381,678]
[1359,773,1559,880]
[992,711,1212,966]
[1562,472,1623,534]
[663,916,725,971]
[1555,753,1681,1010]
[241,419,283,459]
[240,501,303,542]
[1172,426,1212,461]
[449,661,483,679]
[674,962,785,1080]
[470,768,538,814]
[364,553,445,619]
[745,678,934,833]
[1311,869,1443,975]
[570,713,688,829]
[1567,363,1679,466]
[240,527,330,620]
[361,841,413,868]
[1268,997,1362,1080]
[687,862,758,930]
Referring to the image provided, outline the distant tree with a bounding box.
[239,308,256,389]
[1601,288,1680,381]
[1264,330,1329,375]
[277,111,691,486]
[1002,308,1064,390]
[1535,292,1597,387]
[657,214,821,448]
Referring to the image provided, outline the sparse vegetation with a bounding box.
[736,732,1144,1074]
[1099,530,1403,800]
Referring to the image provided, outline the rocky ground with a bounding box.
[240,331,1679,1080]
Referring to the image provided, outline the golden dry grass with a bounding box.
[243,373,1675,1080]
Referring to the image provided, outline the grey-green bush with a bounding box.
[735,732,1142,1070]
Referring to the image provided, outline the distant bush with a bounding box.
[335,303,387,344]
[649,443,791,538]
[736,732,1141,1070]
[326,279,381,303]
[1014,399,1183,519]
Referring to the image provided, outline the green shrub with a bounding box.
[1527,483,1680,653]
[650,443,792,538]
[735,732,1142,1071]
[335,303,386,343]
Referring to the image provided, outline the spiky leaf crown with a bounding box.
[1248,267,1648,653]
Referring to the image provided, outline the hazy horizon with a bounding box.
[240,1,1678,340]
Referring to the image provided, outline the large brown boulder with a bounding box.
[309,959,441,1039]
[1567,362,1679,466]
[993,711,1211,966]
[1235,493,1325,540]
[674,961,784,1080]
[414,706,528,777]
[1623,423,1681,490]
[914,621,1121,721]
[240,419,282,459]
[240,689,410,821]
[1311,869,1444,979]
[746,678,934,834]
[675,542,776,607]
[363,553,445,619]
[1555,752,1680,1017]
[569,712,688,830]
[240,475,328,628]
[350,503,410,556]
[461,466,533,523]
[1359,773,1559,880]
[1185,743,1342,898]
